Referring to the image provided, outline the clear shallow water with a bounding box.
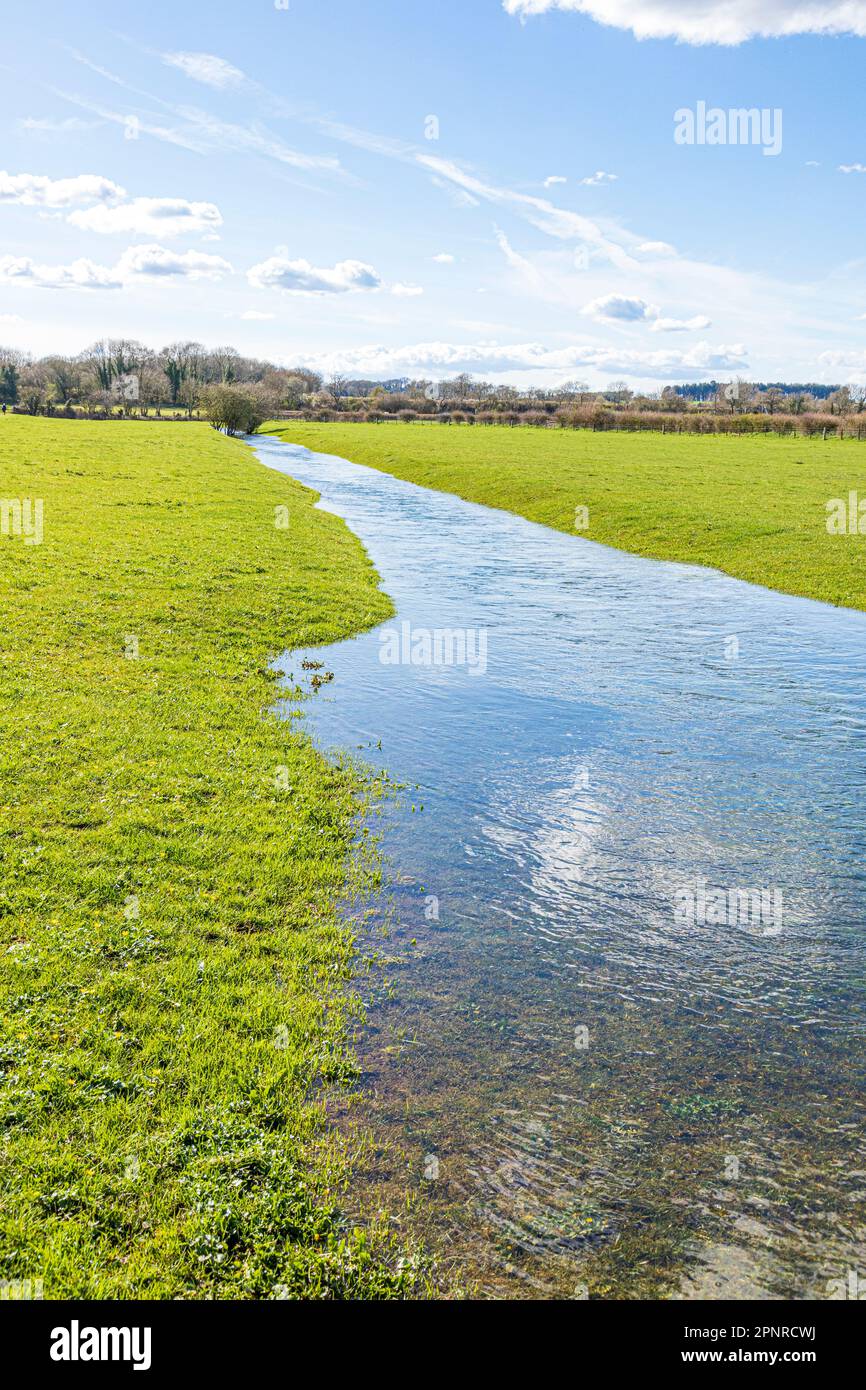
[254,434,866,1300]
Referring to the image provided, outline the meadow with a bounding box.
[4,414,863,1300]
[262,422,866,612]
[0,415,430,1299]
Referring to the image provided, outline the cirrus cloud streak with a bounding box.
[161,52,245,88]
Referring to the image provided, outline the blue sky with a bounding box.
[1,0,865,388]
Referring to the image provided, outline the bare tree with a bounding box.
[761,387,785,415]
[79,341,115,392]
[605,380,633,406]
[160,341,205,404]
[208,346,242,384]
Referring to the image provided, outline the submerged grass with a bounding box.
[262,422,866,612]
[0,416,427,1298]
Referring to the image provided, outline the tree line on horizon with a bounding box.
[0,339,862,436]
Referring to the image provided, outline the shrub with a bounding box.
[200,385,271,436]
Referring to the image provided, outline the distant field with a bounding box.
[0,416,422,1298]
[262,421,866,612]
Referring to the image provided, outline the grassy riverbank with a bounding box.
[0,416,420,1298]
[261,422,866,611]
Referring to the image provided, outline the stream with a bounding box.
[254,432,866,1301]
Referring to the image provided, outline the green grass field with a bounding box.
[0,415,431,1299]
[4,415,863,1300]
[262,422,866,611]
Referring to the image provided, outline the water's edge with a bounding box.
[250,432,866,1302]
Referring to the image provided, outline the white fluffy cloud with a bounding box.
[433,252,456,263]
[115,245,232,280]
[637,240,677,256]
[302,338,747,380]
[162,51,245,88]
[67,196,223,238]
[502,1,866,44]
[0,175,223,243]
[651,314,712,332]
[818,349,866,372]
[582,293,710,331]
[580,170,617,185]
[583,293,657,321]
[0,171,124,208]
[392,282,424,297]
[0,255,122,290]
[0,243,231,290]
[544,175,567,187]
[247,255,382,294]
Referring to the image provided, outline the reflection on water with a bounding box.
[254,433,866,1300]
